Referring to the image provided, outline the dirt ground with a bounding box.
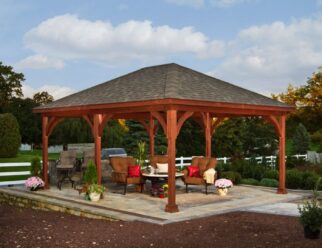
[0,203,321,248]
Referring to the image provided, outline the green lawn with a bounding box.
[0,150,59,163]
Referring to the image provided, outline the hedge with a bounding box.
[0,113,21,158]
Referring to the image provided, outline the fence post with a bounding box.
[223,157,227,164]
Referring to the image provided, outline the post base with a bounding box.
[277,188,287,194]
[165,204,179,213]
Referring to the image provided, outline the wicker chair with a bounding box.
[110,157,144,195]
[149,155,168,169]
[182,157,217,194]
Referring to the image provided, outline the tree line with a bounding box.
[0,61,321,158]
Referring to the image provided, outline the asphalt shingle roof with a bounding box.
[36,63,290,110]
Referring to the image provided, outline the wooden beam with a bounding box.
[42,115,49,189]
[277,115,287,194]
[165,109,179,213]
[177,111,193,134]
[47,117,64,136]
[93,114,102,185]
[151,111,167,137]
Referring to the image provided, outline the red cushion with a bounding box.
[128,165,141,177]
[187,165,199,177]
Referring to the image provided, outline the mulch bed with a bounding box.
[0,203,321,248]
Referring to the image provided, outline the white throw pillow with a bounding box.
[156,163,168,173]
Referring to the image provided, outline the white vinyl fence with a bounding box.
[0,162,31,186]
[0,154,308,186]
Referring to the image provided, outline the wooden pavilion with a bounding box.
[34,63,294,213]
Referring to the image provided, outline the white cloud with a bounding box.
[209,0,250,8]
[16,54,64,69]
[210,16,322,94]
[165,0,204,8]
[23,14,224,64]
[22,83,74,100]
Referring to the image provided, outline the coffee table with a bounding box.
[142,172,184,196]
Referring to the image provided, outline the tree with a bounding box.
[177,120,204,156]
[33,91,54,105]
[3,97,42,145]
[0,113,21,157]
[272,67,322,134]
[292,123,310,154]
[0,62,24,111]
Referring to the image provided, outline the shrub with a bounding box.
[0,113,21,158]
[303,175,321,190]
[259,178,279,187]
[263,169,279,180]
[241,178,260,185]
[83,160,97,184]
[220,171,242,185]
[252,166,266,181]
[30,157,41,176]
[292,123,310,154]
[286,169,303,189]
[215,161,229,175]
[286,156,307,169]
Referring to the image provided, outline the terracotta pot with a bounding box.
[89,192,101,202]
[304,226,321,239]
[217,188,228,196]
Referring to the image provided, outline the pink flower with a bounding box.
[25,176,45,189]
[215,178,233,189]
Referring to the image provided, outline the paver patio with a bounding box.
[0,180,306,225]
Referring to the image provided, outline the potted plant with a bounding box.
[82,160,105,201]
[25,176,45,191]
[135,141,146,168]
[215,178,233,196]
[298,178,322,239]
[25,157,44,191]
[87,183,105,202]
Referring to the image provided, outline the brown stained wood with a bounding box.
[177,111,193,135]
[47,117,64,136]
[42,115,49,189]
[151,111,167,137]
[93,114,102,185]
[277,115,287,194]
[99,114,113,136]
[165,109,179,213]
[34,98,294,115]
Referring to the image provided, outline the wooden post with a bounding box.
[277,115,287,194]
[42,115,49,189]
[165,109,179,213]
[205,112,211,157]
[149,116,155,157]
[93,114,102,185]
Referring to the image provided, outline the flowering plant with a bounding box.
[25,176,44,190]
[215,178,233,189]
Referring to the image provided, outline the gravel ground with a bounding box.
[0,203,321,248]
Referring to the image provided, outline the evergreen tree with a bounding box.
[0,113,21,157]
[292,123,310,154]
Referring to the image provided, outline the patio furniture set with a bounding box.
[55,150,218,196]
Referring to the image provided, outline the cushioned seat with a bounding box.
[150,155,168,169]
[110,157,144,195]
[182,157,217,194]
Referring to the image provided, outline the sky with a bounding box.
[1,0,322,100]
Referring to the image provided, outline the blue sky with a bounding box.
[1,0,321,100]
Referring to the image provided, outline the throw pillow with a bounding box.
[128,165,140,177]
[156,163,168,173]
[187,165,200,177]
